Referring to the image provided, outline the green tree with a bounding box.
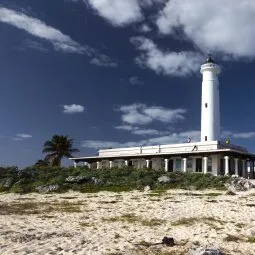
[34,158,50,168]
[42,135,79,167]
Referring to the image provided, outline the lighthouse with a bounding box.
[200,57,221,142]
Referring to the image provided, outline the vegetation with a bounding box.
[105,213,166,226]
[0,166,232,194]
[42,135,79,167]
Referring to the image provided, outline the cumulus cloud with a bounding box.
[87,0,143,26]
[131,36,203,76]
[81,130,200,149]
[117,103,186,125]
[138,23,152,33]
[90,54,118,67]
[12,133,32,141]
[129,76,144,85]
[63,104,85,114]
[156,0,255,58]
[86,0,164,26]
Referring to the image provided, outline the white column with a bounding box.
[87,163,91,169]
[109,161,113,169]
[146,160,150,168]
[183,158,187,173]
[203,157,208,174]
[164,159,169,172]
[84,162,87,167]
[125,160,128,166]
[234,158,239,176]
[96,161,100,170]
[224,156,229,175]
[74,161,77,168]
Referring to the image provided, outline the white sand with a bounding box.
[0,189,255,255]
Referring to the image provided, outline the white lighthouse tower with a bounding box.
[200,56,221,142]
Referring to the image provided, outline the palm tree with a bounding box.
[42,135,79,167]
[34,158,50,168]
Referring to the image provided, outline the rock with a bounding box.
[65,176,90,184]
[158,175,172,184]
[188,247,223,255]
[35,184,59,193]
[162,237,174,246]
[0,178,15,189]
[3,178,14,188]
[144,185,151,192]
[91,177,104,185]
[226,177,254,192]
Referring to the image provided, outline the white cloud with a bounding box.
[132,129,169,136]
[86,0,164,26]
[129,76,144,85]
[22,39,48,52]
[0,7,116,67]
[131,36,202,76]
[233,132,255,139]
[87,0,143,26]
[138,23,152,33]
[90,54,118,67]
[115,125,168,136]
[115,125,138,131]
[12,133,32,141]
[81,130,200,149]
[117,103,186,125]
[156,0,255,58]
[222,131,255,139]
[16,134,32,138]
[63,104,85,114]
[0,7,92,55]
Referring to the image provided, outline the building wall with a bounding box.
[98,141,221,158]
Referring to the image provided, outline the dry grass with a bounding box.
[247,236,255,243]
[223,234,243,242]
[205,192,222,197]
[0,201,82,215]
[171,217,225,227]
[105,213,166,227]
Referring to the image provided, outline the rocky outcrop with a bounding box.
[188,247,223,255]
[158,175,172,184]
[35,184,60,193]
[65,176,90,184]
[225,177,254,192]
[91,177,104,186]
[65,176,104,185]
[0,178,15,189]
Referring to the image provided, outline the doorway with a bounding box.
[168,159,174,172]
[196,158,202,172]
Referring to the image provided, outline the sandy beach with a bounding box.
[0,189,255,255]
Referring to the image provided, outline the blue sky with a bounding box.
[1,0,255,168]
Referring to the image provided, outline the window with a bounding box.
[187,158,193,171]
[205,136,208,141]
[175,159,181,171]
[205,103,208,108]
[208,157,212,172]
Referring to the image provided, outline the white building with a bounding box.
[70,57,255,178]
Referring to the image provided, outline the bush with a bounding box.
[0,166,231,193]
